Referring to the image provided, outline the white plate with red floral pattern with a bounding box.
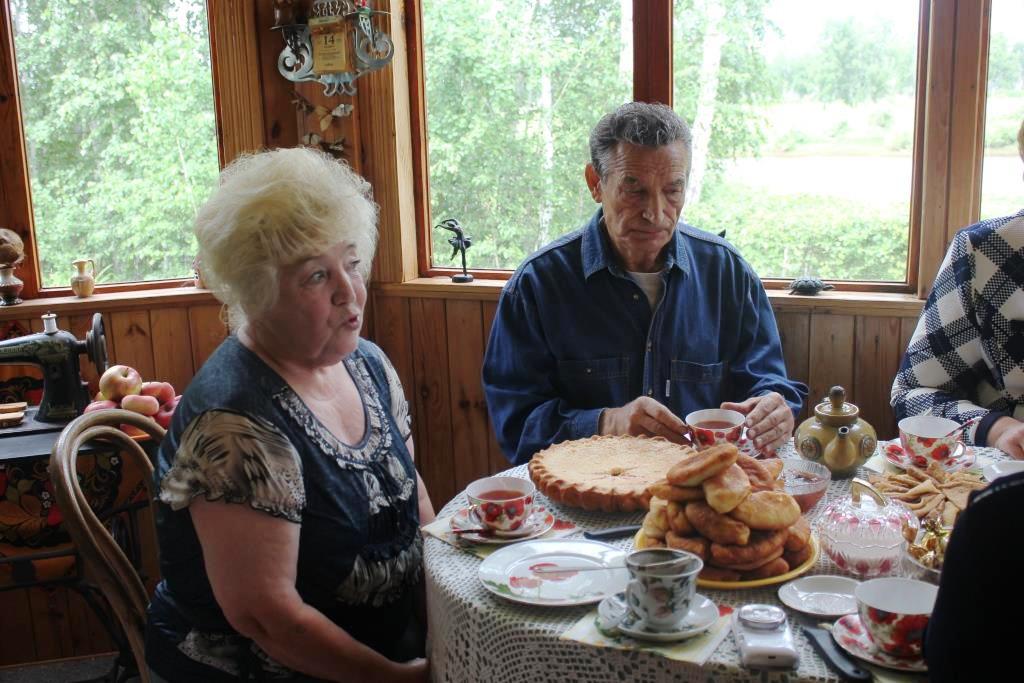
[450,506,555,544]
[478,539,628,606]
[832,613,927,673]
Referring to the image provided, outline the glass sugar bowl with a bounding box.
[819,478,917,578]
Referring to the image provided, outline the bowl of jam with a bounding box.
[779,458,831,512]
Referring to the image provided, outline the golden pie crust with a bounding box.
[528,435,694,512]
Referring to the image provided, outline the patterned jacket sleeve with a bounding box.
[891,232,991,443]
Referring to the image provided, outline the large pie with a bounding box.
[529,435,695,512]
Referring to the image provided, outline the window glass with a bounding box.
[11,0,218,287]
[674,0,919,282]
[979,0,1024,220]
[421,0,631,270]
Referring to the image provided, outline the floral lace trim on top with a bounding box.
[158,410,305,523]
[274,353,395,465]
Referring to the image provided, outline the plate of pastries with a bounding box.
[634,443,818,589]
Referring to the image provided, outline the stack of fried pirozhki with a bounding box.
[867,460,985,527]
[635,444,812,582]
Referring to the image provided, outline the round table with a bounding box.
[424,444,1003,682]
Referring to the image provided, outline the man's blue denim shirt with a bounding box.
[482,209,808,465]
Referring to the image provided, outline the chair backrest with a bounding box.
[49,409,166,683]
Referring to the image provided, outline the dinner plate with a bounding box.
[634,532,820,590]
[596,591,718,642]
[832,614,928,673]
[450,506,555,544]
[881,440,975,472]
[478,539,628,606]
[777,575,859,617]
[982,460,1024,483]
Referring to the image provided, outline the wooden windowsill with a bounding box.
[0,285,221,322]
[376,277,926,317]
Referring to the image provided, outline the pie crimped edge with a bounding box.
[528,435,695,512]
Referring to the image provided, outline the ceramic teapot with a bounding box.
[795,385,876,478]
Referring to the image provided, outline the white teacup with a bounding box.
[465,476,535,533]
[685,409,745,450]
[624,548,703,631]
[898,416,963,466]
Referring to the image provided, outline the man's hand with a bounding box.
[987,416,1024,459]
[721,392,793,455]
[599,397,689,444]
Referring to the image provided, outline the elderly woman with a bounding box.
[144,148,433,682]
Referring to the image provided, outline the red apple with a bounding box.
[140,381,175,406]
[84,399,117,413]
[99,365,143,402]
[120,424,149,438]
[121,394,160,416]
[94,391,107,401]
[154,401,175,429]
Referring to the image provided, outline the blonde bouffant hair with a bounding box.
[194,147,378,330]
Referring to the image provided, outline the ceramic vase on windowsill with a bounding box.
[70,259,96,298]
[0,266,23,306]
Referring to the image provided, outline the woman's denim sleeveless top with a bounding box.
[146,336,422,680]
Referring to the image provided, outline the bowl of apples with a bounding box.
[85,364,181,435]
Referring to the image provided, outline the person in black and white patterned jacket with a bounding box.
[892,118,1024,457]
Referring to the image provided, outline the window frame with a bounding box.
[0,0,265,300]
[404,0,995,297]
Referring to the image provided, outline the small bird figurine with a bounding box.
[435,218,473,283]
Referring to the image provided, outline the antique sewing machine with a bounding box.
[0,312,108,423]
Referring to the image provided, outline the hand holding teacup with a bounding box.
[721,392,794,455]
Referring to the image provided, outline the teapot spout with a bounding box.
[823,426,857,471]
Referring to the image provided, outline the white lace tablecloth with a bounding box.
[424,444,1006,682]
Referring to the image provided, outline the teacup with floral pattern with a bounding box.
[466,476,535,533]
[855,577,937,657]
[624,548,703,632]
[685,409,745,451]
[898,415,963,466]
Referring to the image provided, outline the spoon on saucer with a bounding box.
[532,555,697,575]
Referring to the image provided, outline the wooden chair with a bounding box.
[48,410,166,683]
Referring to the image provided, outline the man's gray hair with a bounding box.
[589,102,692,178]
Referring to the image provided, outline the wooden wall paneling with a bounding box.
[481,301,507,475]
[409,298,456,508]
[854,316,904,440]
[900,316,920,355]
[26,587,71,661]
[0,590,36,664]
[109,311,156,382]
[775,311,811,423]
[808,314,855,411]
[444,300,491,490]
[149,308,196,394]
[253,0,300,150]
[187,304,228,373]
[370,295,414,393]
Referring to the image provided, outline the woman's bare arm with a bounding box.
[190,499,428,683]
[406,437,436,524]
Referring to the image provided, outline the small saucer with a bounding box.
[778,575,859,617]
[450,507,555,544]
[882,440,975,473]
[832,614,927,673]
[596,592,718,642]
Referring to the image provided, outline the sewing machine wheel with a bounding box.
[86,313,108,375]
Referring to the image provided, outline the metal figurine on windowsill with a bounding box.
[436,219,474,283]
[273,0,394,98]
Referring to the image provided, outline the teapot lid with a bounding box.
[814,386,859,426]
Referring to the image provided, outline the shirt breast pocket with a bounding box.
[670,360,725,407]
[556,356,631,407]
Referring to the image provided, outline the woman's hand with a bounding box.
[721,392,794,455]
[988,416,1024,459]
[393,658,429,682]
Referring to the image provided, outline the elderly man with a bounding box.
[892,118,1024,458]
[483,102,806,465]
